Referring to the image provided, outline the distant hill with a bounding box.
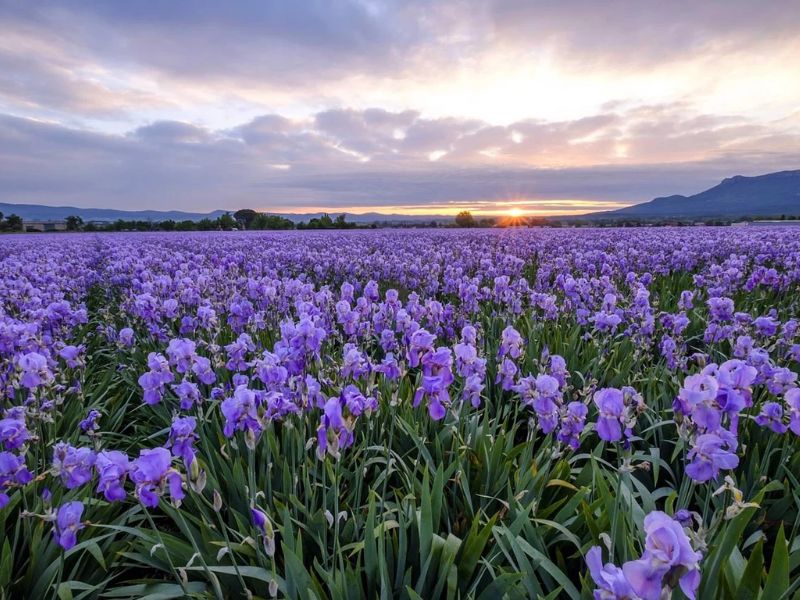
[0,202,229,223]
[0,202,452,224]
[583,170,800,219]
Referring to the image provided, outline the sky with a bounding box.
[1,1,799,217]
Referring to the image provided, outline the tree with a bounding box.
[455,211,476,228]
[66,215,84,231]
[234,209,258,229]
[218,213,237,230]
[5,214,22,232]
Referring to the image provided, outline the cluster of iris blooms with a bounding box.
[0,228,798,600]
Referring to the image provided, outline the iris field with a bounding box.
[1,227,800,599]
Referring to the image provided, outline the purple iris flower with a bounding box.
[498,326,524,360]
[221,386,262,439]
[586,546,637,600]
[461,373,485,408]
[342,343,370,379]
[454,341,479,376]
[787,388,800,436]
[95,450,129,502]
[768,367,797,395]
[166,338,197,374]
[52,442,96,489]
[138,372,165,405]
[754,402,787,434]
[171,380,201,410]
[17,352,53,389]
[374,352,401,380]
[408,329,436,368]
[167,416,199,467]
[130,447,184,507]
[0,414,31,451]
[557,402,587,450]
[191,355,217,385]
[495,357,518,391]
[594,388,625,442]
[79,409,101,433]
[317,396,353,458]
[622,511,702,600]
[754,315,779,337]
[707,297,734,321]
[303,375,325,409]
[514,374,561,433]
[685,433,739,482]
[548,355,569,389]
[678,290,694,311]
[118,327,135,347]
[0,451,33,508]
[225,333,255,372]
[138,353,174,405]
[253,351,288,388]
[341,385,378,417]
[379,329,398,353]
[290,317,326,357]
[413,347,454,420]
[58,345,83,368]
[53,501,85,550]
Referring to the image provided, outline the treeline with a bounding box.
[296,213,357,230]
[61,210,361,232]
[0,212,23,231]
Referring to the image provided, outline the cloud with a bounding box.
[1,105,797,213]
[1,0,797,127]
[489,0,800,67]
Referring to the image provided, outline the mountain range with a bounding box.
[583,170,800,220]
[0,203,450,224]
